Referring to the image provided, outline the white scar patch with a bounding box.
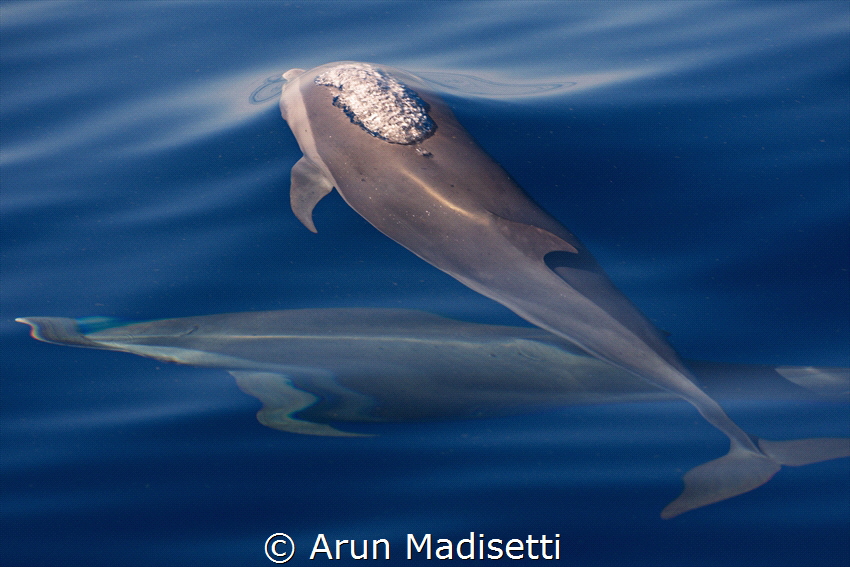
[315,63,435,144]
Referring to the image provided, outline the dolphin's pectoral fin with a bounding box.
[489,213,579,259]
[290,157,335,233]
[661,436,850,518]
[229,370,368,437]
[661,446,780,519]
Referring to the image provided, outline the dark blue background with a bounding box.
[2,2,848,566]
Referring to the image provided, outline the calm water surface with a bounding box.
[2,2,848,566]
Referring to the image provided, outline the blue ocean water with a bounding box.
[1,1,848,566]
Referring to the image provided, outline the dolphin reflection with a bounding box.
[17,309,849,516]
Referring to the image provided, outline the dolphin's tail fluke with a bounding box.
[758,437,850,466]
[661,437,850,518]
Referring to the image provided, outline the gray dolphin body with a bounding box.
[17,310,689,429]
[16,310,850,515]
[278,62,849,517]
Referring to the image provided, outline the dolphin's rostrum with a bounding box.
[278,61,849,517]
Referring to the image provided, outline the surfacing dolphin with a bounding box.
[277,62,849,517]
[17,309,850,515]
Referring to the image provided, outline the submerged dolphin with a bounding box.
[278,62,848,517]
[16,310,849,516]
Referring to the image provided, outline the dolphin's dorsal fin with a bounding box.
[488,213,579,258]
[290,156,335,233]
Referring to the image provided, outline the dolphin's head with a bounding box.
[312,62,436,145]
[280,62,437,145]
[279,68,306,121]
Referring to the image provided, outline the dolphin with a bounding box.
[277,62,849,517]
[16,310,849,516]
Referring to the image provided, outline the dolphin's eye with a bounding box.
[315,63,436,145]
